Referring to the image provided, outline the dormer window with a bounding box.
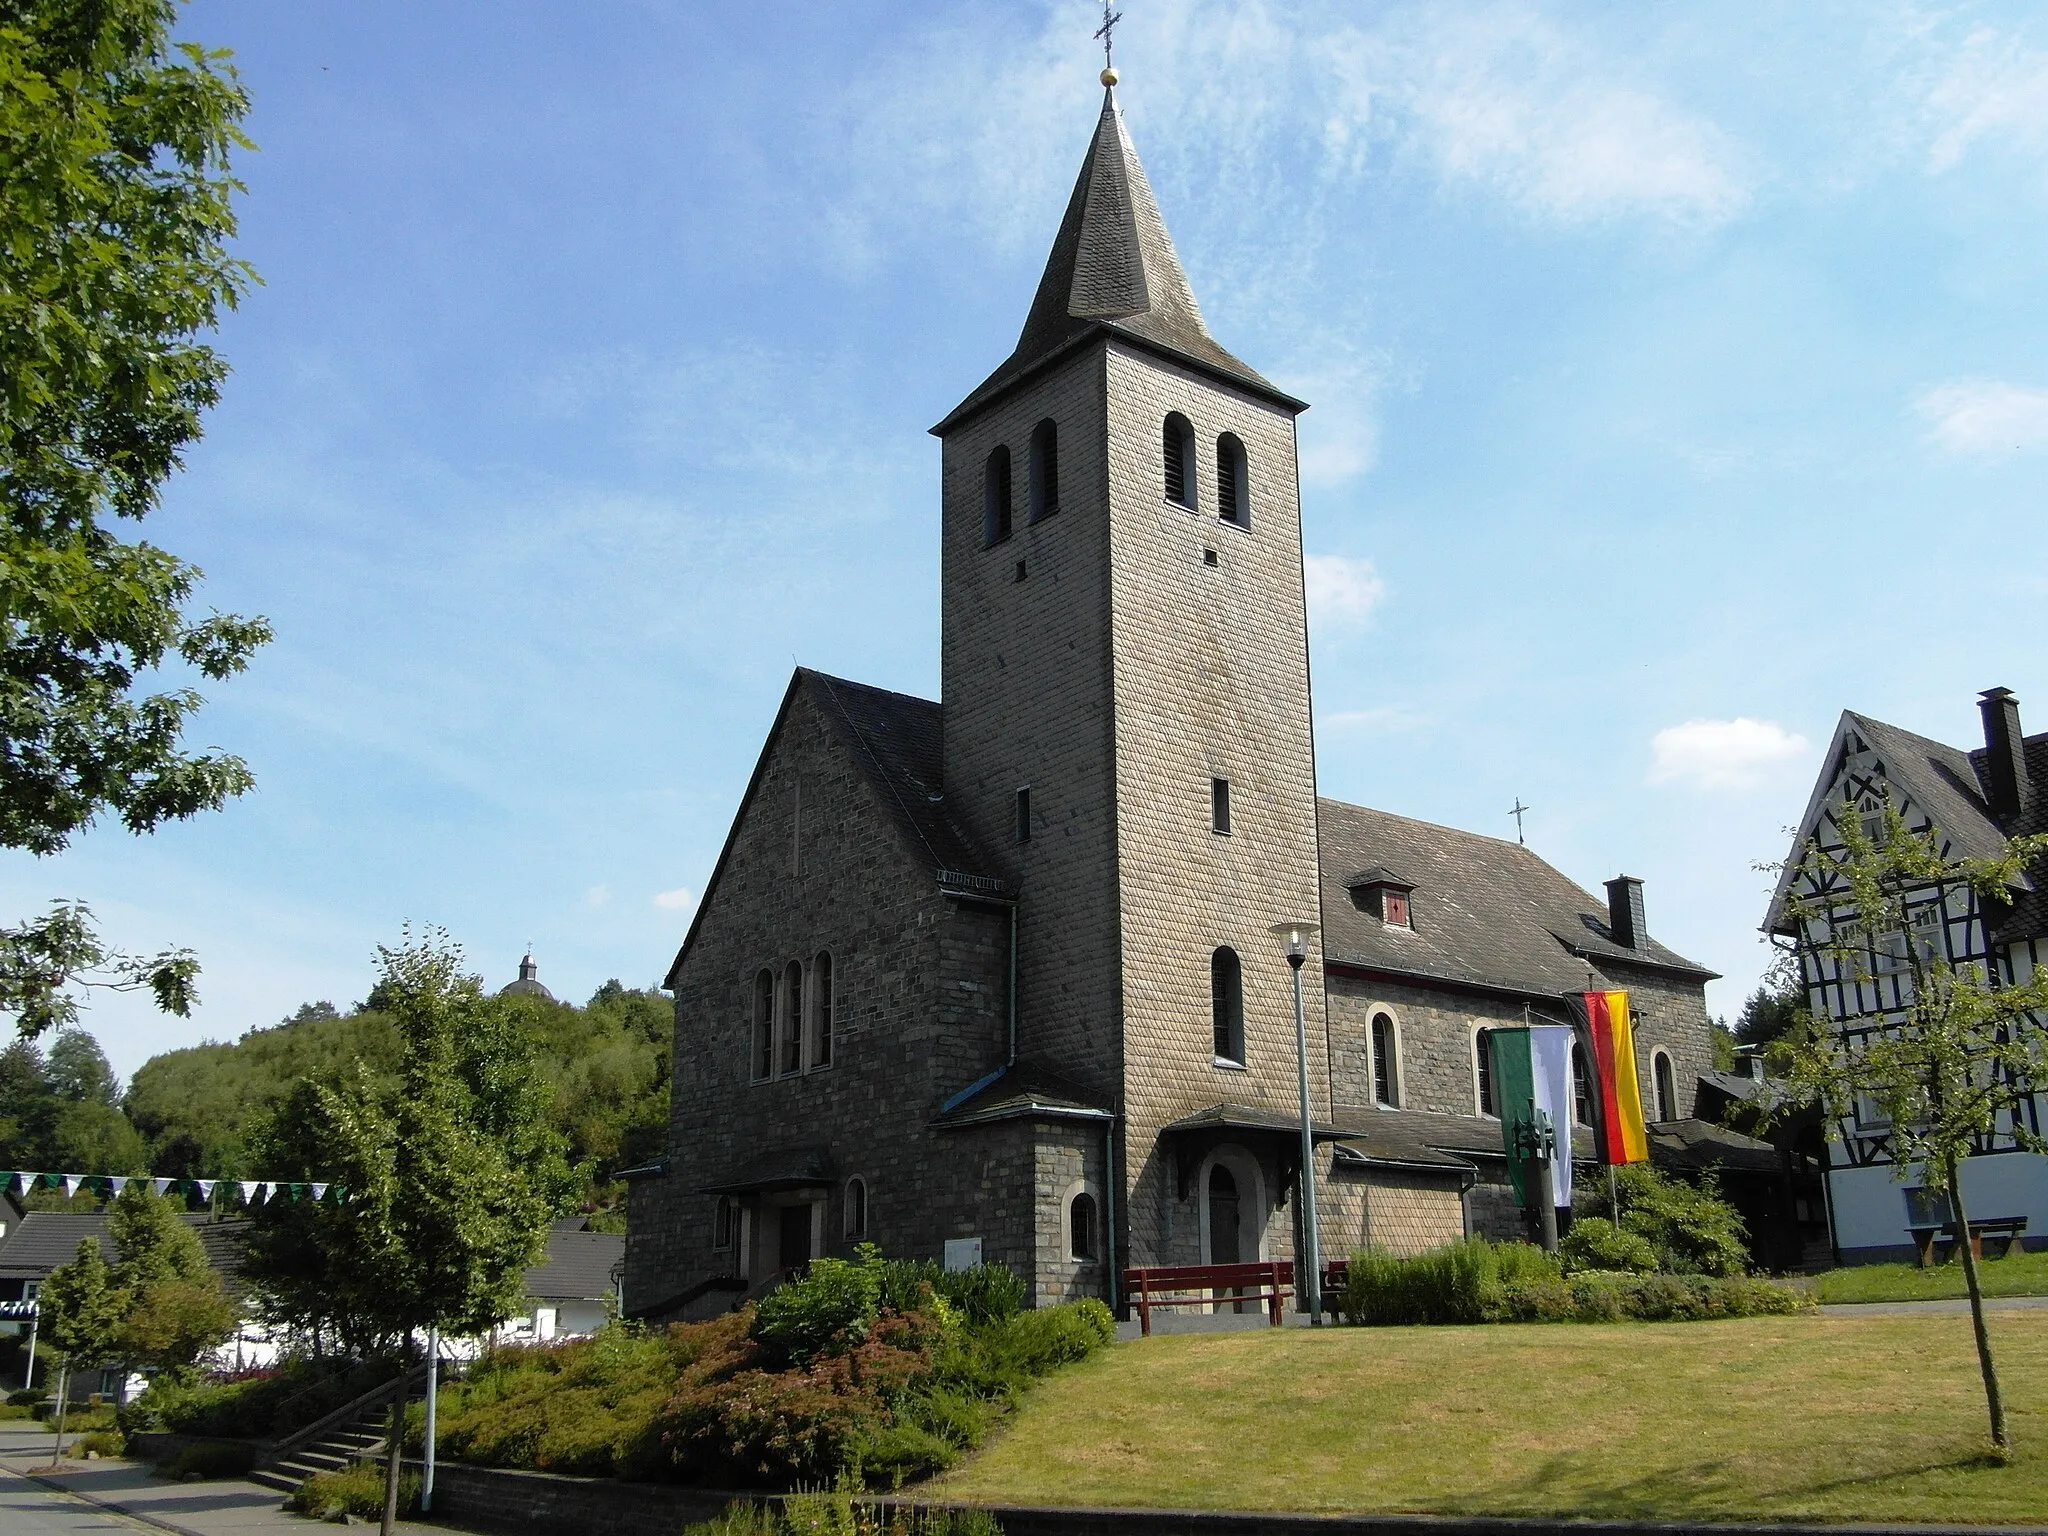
[1346,868,1415,930]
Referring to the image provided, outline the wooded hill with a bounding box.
[0,981,672,1229]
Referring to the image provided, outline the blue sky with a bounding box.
[7,1,2046,1079]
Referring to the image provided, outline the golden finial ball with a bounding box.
[1101,66,1119,86]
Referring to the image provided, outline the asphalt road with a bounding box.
[0,1474,153,1533]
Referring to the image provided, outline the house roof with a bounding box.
[0,1211,248,1283]
[1762,708,2048,938]
[666,669,1001,987]
[934,88,1303,433]
[1318,799,1717,999]
[932,1059,1113,1129]
[699,1144,836,1196]
[523,1227,624,1303]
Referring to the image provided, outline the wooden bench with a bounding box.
[1122,1261,1294,1336]
[1908,1216,2029,1267]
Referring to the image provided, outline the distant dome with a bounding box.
[499,951,556,1002]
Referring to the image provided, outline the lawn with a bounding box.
[936,1312,2048,1523]
[1810,1248,2048,1305]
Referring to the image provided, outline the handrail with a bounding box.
[267,1360,429,1463]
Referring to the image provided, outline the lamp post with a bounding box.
[1275,922,1323,1325]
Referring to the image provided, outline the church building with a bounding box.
[623,77,1721,1316]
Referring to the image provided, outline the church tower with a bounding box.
[933,80,1327,1271]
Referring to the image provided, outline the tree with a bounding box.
[1775,794,2048,1457]
[39,1237,121,1458]
[1,0,271,1038]
[1735,958,1804,1051]
[245,931,573,1536]
[107,1181,233,1376]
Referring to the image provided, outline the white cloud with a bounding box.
[1304,554,1387,627]
[652,887,696,911]
[1926,29,2048,174]
[1915,380,2048,457]
[1648,718,1809,791]
[584,885,612,908]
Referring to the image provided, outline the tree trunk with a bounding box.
[51,1363,69,1463]
[381,1376,405,1536]
[1944,1153,2008,1454]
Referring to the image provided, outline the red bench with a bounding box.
[1121,1261,1294,1336]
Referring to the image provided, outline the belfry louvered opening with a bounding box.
[1217,432,1249,526]
[1029,419,1059,521]
[983,445,1013,546]
[1163,412,1196,508]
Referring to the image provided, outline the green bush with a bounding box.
[73,1429,125,1457]
[755,1254,888,1367]
[1344,1239,1560,1325]
[1484,1270,1810,1323]
[38,1404,117,1430]
[1560,1216,1659,1275]
[683,1502,781,1536]
[877,1261,1027,1329]
[120,1356,392,1437]
[286,1461,417,1519]
[6,1388,47,1407]
[1575,1165,1750,1277]
[0,1403,36,1420]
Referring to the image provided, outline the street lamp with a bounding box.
[1273,921,1323,1325]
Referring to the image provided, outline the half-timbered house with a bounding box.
[1763,687,2048,1262]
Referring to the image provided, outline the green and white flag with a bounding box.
[1490,1025,1575,1208]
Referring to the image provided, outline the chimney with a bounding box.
[1978,687,2028,820]
[1605,876,1647,949]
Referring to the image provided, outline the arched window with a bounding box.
[983,445,1012,546]
[1572,1041,1594,1127]
[1029,419,1059,521]
[1216,433,1249,526]
[808,951,833,1070]
[1069,1192,1098,1261]
[714,1196,737,1251]
[1653,1050,1677,1123]
[752,970,775,1082]
[1475,1028,1497,1116]
[1370,1011,1399,1108]
[779,959,804,1077]
[1163,413,1196,508]
[843,1176,867,1241]
[1211,947,1245,1065]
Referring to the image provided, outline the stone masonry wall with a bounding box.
[1103,342,1325,1274]
[938,350,1121,1110]
[626,684,1016,1315]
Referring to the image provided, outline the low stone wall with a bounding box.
[409,1459,757,1536]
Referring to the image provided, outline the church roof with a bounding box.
[934,87,1303,434]
[500,952,556,1002]
[1318,799,1717,1000]
[664,670,1000,988]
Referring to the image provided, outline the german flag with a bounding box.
[1574,990,1649,1165]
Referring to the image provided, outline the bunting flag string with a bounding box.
[0,1170,353,1207]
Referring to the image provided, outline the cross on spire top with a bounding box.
[1094,1,1123,83]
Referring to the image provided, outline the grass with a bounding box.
[1811,1247,2048,1304]
[935,1312,2048,1523]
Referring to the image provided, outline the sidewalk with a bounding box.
[0,1421,438,1535]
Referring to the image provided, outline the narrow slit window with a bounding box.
[844,1176,868,1240]
[808,950,833,1069]
[1070,1192,1098,1261]
[1217,433,1249,526]
[1029,419,1059,521]
[983,445,1013,546]
[779,959,804,1077]
[714,1196,737,1251]
[1476,1028,1497,1116]
[1211,946,1245,1064]
[1654,1050,1677,1123]
[752,969,775,1082]
[1211,777,1231,834]
[1015,786,1032,844]
[1371,1012,1399,1108]
[1163,413,1196,508]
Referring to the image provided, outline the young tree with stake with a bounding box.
[1775,794,2048,1458]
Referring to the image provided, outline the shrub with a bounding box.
[160,1440,257,1479]
[73,1429,125,1457]
[755,1254,886,1368]
[121,1354,391,1437]
[1576,1165,1749,1277]
[683,1502,781,1536]
[6,1388,47,1407]
[1560,1217,1659,1275]
[1344,1239,1558,1326]
[0,1403,36,1420]
[877,1261,1027,1329]
[286,1462,418,1520]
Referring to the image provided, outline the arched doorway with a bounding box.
[1207,1165,1242,1265]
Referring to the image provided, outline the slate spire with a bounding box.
[936,84,1297,432]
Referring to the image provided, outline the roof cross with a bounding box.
[1094,1,1123,75]
[1510,797,1531,845]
